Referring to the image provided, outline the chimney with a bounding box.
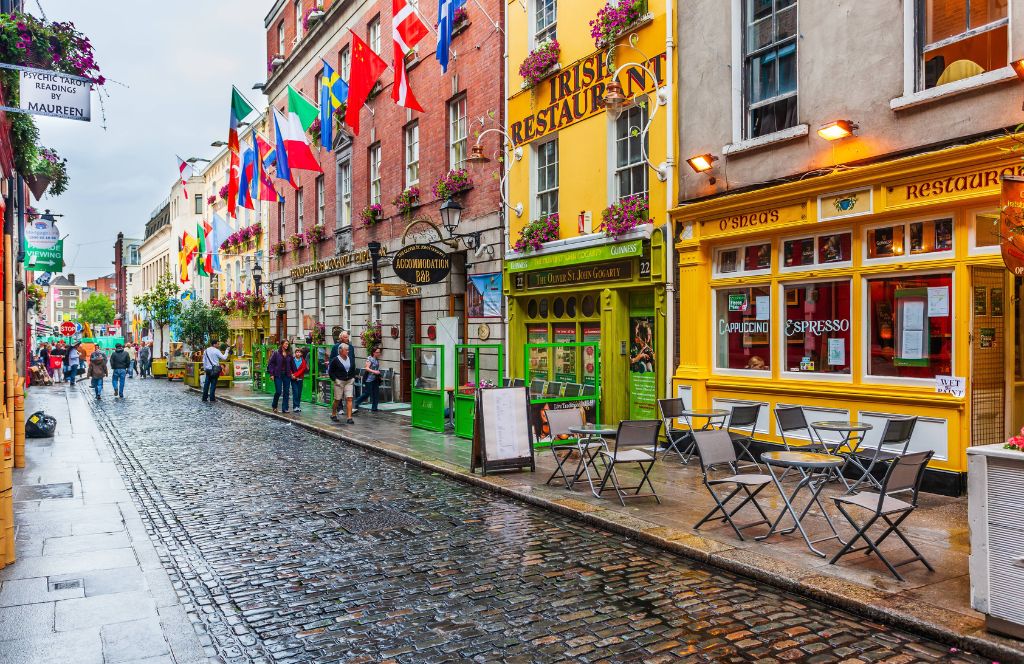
[67,273,75,285]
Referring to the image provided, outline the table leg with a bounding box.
[758,465,844,557]
[757,464,810,541]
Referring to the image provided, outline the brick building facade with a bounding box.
[264,0,506,401]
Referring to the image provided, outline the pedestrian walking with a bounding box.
[329,331,356,365]
[50,342,66,382]
[139,343,152,378]
[87,347,108,400]
[126,343,137,378]
[38,344,51,379]
[353,346,382,414]
[267,340,293,413]
[329,342,357,424]
[65,343,81,386]
[201,340,228,403]
[109,343,131,398]
[290,347,309,413]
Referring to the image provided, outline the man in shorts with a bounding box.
[328,342,358,423]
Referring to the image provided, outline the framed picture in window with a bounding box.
[718,249,738,274]
[868,225,904,258]
[785,288,798,306]
[744,243,771,271]
[991,287,1004,317]
[819,233,850,263]
[935,218,953,251]
[909,222,924,254]
[973,286,988,316]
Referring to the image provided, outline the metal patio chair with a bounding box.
[844,417,917,494]
[692,430,774,541]
[657,398,695,463]
[529,379,546,397]
[596,420,663,506]
[726,404,763,470]
[829,450,935,581]
[543,408,604,490]
[774,406,829,481]
[378,368,394,402]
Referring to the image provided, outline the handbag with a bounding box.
[204,349,223,377]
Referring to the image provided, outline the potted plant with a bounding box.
[360,320,382,350]
[519,39,560,89]
[453,6,469,33]
[218,183,230,201]
[590,0,648,51]
[288,232,305,252]
[24,147,69,198]
[361,203,384,226]
[432,169,472,200]
[392,186,421,219]
[513,213,559,253]
[268,54,285,71]
[273,241,288,258]
[304,224,327,244]
[302,6,325,31]
[601,194,648,239]
[207,195,217,206]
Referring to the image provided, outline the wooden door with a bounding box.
[275,311,288,343]
[400,299,420,403]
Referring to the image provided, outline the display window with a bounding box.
[714,286,771,373]
[866,273,953,380]
[781,280,852,376]
[780,231,852,271]
[971,210,1000,253]
[713,242,772,278]
[865,218,953,262]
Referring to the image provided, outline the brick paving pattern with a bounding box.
[87,381,991,663]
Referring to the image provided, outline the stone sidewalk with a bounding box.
[206,382,1023,663]
[0,385,209,664]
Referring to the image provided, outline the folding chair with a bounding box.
[542,408,604,490]
[829,450,935,581]
[501,377,512,387]
[596,420,662,506]
[726,404,763,470]
[657,398,695,463]
[512,378,526,388]
[529,379,546,397]
[691,430,774,541]
[774,406,828,481]
[845,417,917,494]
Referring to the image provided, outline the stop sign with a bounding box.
[59,321,76,337]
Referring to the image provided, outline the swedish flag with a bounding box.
[320,60,349,151]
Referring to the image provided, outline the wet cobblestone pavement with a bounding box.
[88,381,991,663]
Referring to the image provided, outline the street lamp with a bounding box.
[186,157,211,164]
[251,261,263,294]
[439,198,463,235]
[367,241,382,284]
[210,141,227,148]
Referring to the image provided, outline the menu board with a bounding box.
[894,288,929,367]
[471,387,535,475]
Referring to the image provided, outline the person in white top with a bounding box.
[201,341,229,403]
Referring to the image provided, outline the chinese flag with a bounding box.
[345,30,389,135]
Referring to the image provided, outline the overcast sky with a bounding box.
[30,0,268,281]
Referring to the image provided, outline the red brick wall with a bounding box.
[266,0,505,270]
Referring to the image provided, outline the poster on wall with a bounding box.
[526,324,548,380]
[468,273,502,318]
[581,323,600,386]
[552,325,577,382]
[628,316,657,419]
[530,399,597,445]
[1000,176,1024,276]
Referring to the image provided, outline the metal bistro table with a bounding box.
[756,451,847,557]
[567,423,617,497]
[810,420,874,490]
[668,409,731,464]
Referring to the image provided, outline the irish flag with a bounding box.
[273,107,322,181]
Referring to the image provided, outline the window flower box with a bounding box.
[302,8,325,32]
[392,187,421,218]
[513,213,559,253]
[288,233,305,250]
[268,55,285,72]
[218,184,230,201]
[602,194,648,239]
[273,241,288,258]
[519,39,560,89]
[432,169,473,200]
[303,224,327,244]
[590,0,649,51]
[361,204,384,226]
[207,195,217,206]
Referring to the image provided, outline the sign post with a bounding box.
[59,321,75,337]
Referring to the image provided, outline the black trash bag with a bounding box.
[25,411,56,438]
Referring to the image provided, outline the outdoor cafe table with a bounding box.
[810,420,874,490]
[756,451,847,557]
[567,423,617,497]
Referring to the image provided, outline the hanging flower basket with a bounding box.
[218,184,230,201]
[513,213,559,253]
[207,195,217,206]
[273,241,288,257]
[268,55,285,72]
[25,148,69,197]
[361,204,383,226]
[432,169,472,200]
[392,187,421,218]
[590,0,648,50]
[361,321,383,350]
[601,194,648,239]
[288,233,305,250]
[519,39,560,89]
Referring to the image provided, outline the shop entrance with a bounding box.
[275,311,287,343]
[400,299,420,403]
[971,266,1007,446]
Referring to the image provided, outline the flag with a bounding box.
[238,145,256,210]
[202,220,213,275]
[345,30,389,135]
[196,222,209,277]
[392,0,428,111]
[287,85,320,131]
[227,87,256,219]
[209,213,232,274]
[179,230,198,283]
[255,136,282,201]
[436,0,455,73]
[320,59,348,150]
[176,156,191,200]
[273,107,322,178]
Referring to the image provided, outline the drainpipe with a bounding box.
[502,9,511,380]
[663,0,676,400]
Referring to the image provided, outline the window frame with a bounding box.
[369,143,383,205]
[610,103,649,202]
[969,207,1001,255]
[338,46,351,80]
[862,216,955,266]
[777,229,854,274]
[194,194,203,215]
[777,277,854,383]
[295,0,303,39]
[915,0,1009,92]
[712,240,773,279]
[404,121,420,187]
[338,159,352,229]
[315,175,325,227]
[711,283,773,378]
[741,0,799,140]
[296,187,305,234]
[342,275,352,331]
[277,21,285,55]
[448,95,468,170]
[277,200,286,240]
[532,0,557,46]
[533,135,559,217]
[368,15,381,55]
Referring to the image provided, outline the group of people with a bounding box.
[264,331,382,424]
[34,341,155,394]
[85,343,135,399]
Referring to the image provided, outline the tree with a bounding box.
[133,271,181,358]
[77,293,115,326]
[177,300,228,353]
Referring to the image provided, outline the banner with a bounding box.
[0,63,91,122]
[628,315,657,419]
[24,239,63,272]
[468,273,502,317]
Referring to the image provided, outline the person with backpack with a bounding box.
[87,348,108,400]
[290,347,309,413]
[109,343,131,398]
[266,340,293,413]
[328,342,357,424]
[201,341,229,403]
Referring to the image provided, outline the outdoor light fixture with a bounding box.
[602,81,627,113]
[210,141,227,148]
[467,143,488,164]
[367,241,383,285]
[251,261,263,294]
[465,125,524,217]
[817,120,858,141]
[439,198,464,236]
[186,157,211,164]
[1013,58,1024,81]
[686,154,718,173]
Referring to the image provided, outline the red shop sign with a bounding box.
[1000,176,1024,276]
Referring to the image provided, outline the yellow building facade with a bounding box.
[503,0,676,426]
[672,135,1022,492]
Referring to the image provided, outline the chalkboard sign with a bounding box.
[471,387,535,475]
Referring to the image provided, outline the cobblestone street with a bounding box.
[81,380,990,663]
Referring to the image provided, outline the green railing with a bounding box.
[523,342,601,448]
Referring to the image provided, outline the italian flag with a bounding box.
[273,86,322,174]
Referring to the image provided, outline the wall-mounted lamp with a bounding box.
[686,154,718,173]
[465,126,524,217]
[817,119,858,141]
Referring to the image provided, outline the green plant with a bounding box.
[133,271,181,358]
[360,320,382,350]
[177,300,229,353]
[77,292,115,325]
[27,147,70,197]
[513,213,559,253]
[25,283,44,310]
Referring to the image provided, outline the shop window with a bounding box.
[782,280,851,375]
[972,210,1001,252]
[538,298,549,318]
[781,232,851,270]
[744,0,798,139]
[866,218,951,261]
[566,297,577,317]
[714,242,771,277]
[552,297,565,318]
[581,294,596,317]
[714,286,771,372]
[867,273,953,380]
[918,0,1007,91]
[527,299,538,318]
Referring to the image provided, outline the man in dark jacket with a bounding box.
[328,342,357,424]
[109,343,131,398]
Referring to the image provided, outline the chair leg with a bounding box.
[544,447,573,488]
[694,485,743,529]
[636,461,660,504]
[829,506,905,581]
[873,512,935,573]
[605,464,626,507]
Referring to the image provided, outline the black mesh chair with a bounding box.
[829,450,935,581]
[845,417,917,494]
[511,378,525,388]
[529,379,546,397]
[657,398,695,463]
[543,408,602,490]
[774,406,827,453]
[596,420,662,506]
[726,404,762,470]
[692,430,774,541]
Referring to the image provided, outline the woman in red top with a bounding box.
[290,347,309,413]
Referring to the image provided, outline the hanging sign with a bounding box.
[24,216,59,249]
[392,244,451,285]
[999,176,1024,276]
[0,63,91,122]
[23,239,63,272]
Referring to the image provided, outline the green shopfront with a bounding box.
[504,229,667,438]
